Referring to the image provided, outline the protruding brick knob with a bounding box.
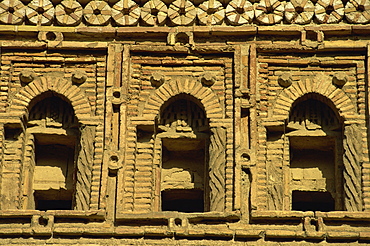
[201,72,216,86]
[278,73,292,88]
[19,69,35,84]
[332,72,348,87]
[72,70,87,84]
[151,72,164,87]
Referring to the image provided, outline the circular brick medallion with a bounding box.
[225,0,254,25]
[168,0,196,26]
[84,0,112,26]
[112,0,141,26]
[255,0,284,25]
[26,0,55,25]
[315,0,344,23]
[0,0,25,25]
[197,0,225,25]
[285,0,314,24]
[345,0,370,24]
[55,0,83,26]
[141,0,168,26]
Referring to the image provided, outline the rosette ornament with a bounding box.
[197,0,225,25]
[0,0,25,24]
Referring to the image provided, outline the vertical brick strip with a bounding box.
[363,44,370,210]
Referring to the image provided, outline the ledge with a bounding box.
[316,211,370,221]
[0,209,105,220]
[251,210,314,221]
[252,210,370,222]
[116,211,240,225]
[0,25,369,39]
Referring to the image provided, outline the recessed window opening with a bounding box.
[33,138,75,211]
[158,94,210,212]
[290,137,337,211]
[288,93,342,212]
[28,94,79,211]
[161,138,206,213]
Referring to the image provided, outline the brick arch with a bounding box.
[142,78,223,122]
[9,76,93,120]
[272,77,356,120]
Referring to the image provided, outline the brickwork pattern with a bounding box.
[0,15,369,244]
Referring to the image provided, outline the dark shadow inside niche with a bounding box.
[175,33,189,45]
[292,190,335,212]
[162,189,204,213]
[137,126,154,143]
[289,97,341,132]
[290,136,337,211]
[34,191,73,211]
[159,97,209,134]
[28,93,78,130]
[33,137,76,211]
[4,127,21,141]
[161,138,206,213]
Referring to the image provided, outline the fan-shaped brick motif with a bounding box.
[10,76,93,120]
[143,78,223,122]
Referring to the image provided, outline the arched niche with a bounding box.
[287,93,342,133]
[21,91,94,211]
[287,92,363,212]
[156,93,210,212]
[287,93,343,211]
